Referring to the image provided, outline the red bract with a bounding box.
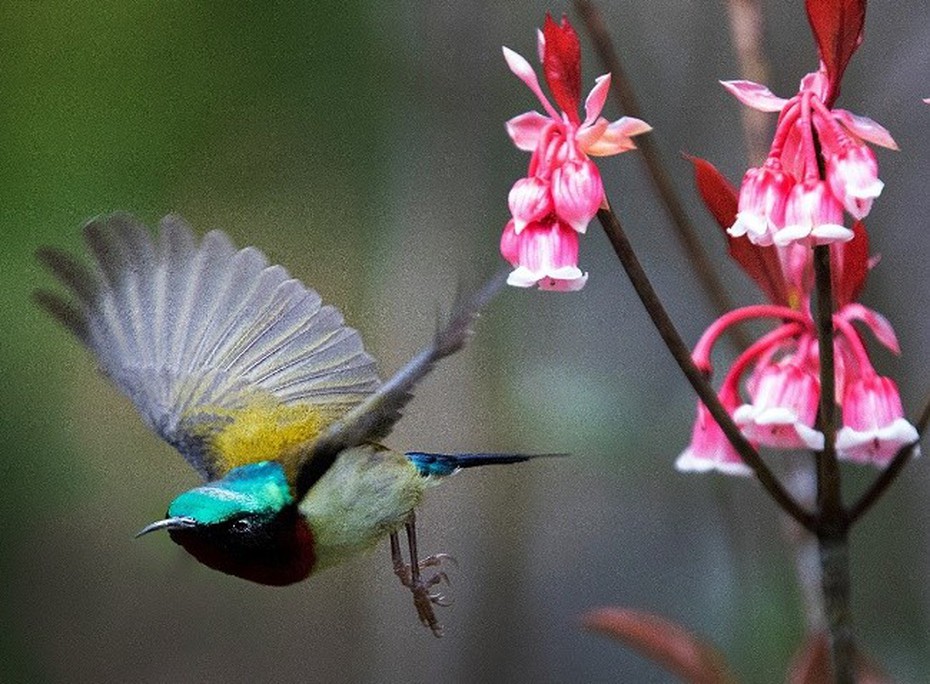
[804,0,867,106]
[542,13,582,122]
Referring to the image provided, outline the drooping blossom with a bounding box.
[719,0,897,248]
[678,159,917,473]
[501,14,650,290]
[835,374,920,465]
[676,386,753,476]
[500,218,587,291]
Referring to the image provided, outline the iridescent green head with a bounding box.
[137,461,315,586]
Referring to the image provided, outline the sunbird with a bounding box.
[36,214,553,636]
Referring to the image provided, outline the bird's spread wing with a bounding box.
[36,214,380,480]
[294,270,507,499]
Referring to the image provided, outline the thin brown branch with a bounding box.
[812,245,843,521]
[812,245,855,684]
[596,203,815,531]
[847,393,930,524]
[723,0,772,166]
[574,0,749,351]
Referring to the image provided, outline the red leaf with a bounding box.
[685,154,789,305]
[542,13,582,122]
[788,631,892,684]
[582,607,737,684]
[832,220,869,306]
[805,0,867,105]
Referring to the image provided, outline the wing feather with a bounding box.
[38,214,381,480]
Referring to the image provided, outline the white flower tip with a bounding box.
[795,424,825,451]
[836,420,919,465]
[675,449,713,473]
[506,267,537,288]
[675,449,752,476]
[568,219,589,234]
[772,224,812,246]
[502,46,534,80]
[811,224,854,245]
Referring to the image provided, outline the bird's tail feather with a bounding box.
[406,451,566,477]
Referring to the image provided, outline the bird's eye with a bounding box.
[231,518,251,533]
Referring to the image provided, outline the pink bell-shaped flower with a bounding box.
[551,158,604,233]
[728,161,794,246]
[775,179,852,246]
[676,395,752,476]
[733,362,824,450]
[826,142,883,220]
[500,218,588,291]
[835,374,919,466]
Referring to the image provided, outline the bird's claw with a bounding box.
[393,554,455,635]
[391,519,457,637]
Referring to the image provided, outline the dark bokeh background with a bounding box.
[3,2,929,682]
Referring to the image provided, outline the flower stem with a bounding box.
[812,244,855,684]
[574,0,749,351]
[595,204,815,531]
[818,529,854,684]
[812,246,842,514]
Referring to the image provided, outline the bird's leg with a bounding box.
[389,511,455,637]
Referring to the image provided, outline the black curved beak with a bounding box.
[134,516,197,538]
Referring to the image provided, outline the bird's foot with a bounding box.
[390,515,457,637]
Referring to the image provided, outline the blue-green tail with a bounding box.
[406,452,564,477]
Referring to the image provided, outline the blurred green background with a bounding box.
[3,2,929,682]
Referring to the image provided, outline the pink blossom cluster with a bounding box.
[724,70,897,248]
[680,170,918,475]
[678,6,917,476]
[500,15,650,291]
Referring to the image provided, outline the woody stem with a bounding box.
[574,0,748,351]
[812,244,854,684]
[596,203,815,531]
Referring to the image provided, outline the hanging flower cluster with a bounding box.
[721,0,899,251]
[500,14,650,291]
[677,2,917,475]
[677,202,917,474]
[724,71,897,248]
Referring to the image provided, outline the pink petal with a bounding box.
[508,176,553,233]
[832,109,898,150]
[502,46,559,119]
[582,116,652,156]
[551,158,604,232]
[837,303,900,353]
[583,74,611,126]
[505,111,552,151]
[719,80,788,112]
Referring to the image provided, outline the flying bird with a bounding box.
[36,213,554,636]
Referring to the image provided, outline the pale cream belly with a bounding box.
[298,445,427,570]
